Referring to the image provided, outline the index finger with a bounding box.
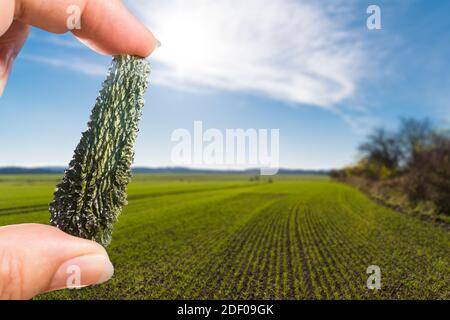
[13,0,158,57]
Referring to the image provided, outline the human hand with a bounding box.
[0,0,159,95]
[0,223,114,299]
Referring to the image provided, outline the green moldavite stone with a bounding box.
[49,55,150,247]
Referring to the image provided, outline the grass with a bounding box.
[0,174,448,299]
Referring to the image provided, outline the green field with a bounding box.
[0,174,448,299]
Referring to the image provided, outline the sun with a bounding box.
[154,11,219,75]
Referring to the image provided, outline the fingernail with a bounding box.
[0,49,15,97]
[49,254,114,291]
[0,76,7,97]
[155,38,162,49]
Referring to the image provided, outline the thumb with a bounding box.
[0,224,114,300]
[0,20,29,97]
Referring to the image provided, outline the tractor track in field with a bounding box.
[283,206,295,298]
[269,207,286,299]
[201,200,281,299]
[0,183,260,218]
[167,194,284,299]
[0,204,49,216]
[222,217,269,298]
[127,183,260,201]
[305,203,357,298]
[310,207,361,297]
[293,204,315,299]
[248,205,276,298]
[303,206,337,298]
[287,203,304,298]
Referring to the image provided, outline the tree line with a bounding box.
[331,118,450,216]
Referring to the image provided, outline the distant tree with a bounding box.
[358,128,402,175]
[405,133,450,214]
[333,117,450,216]
[397,118,434,166]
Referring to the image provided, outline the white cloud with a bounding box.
[336,110,381,135]
[28,32,85,49]
[41,35,85,49]
[21,54,107,76]
[131,0,365,109]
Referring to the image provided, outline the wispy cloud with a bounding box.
[335,110,381,135]
[39,35,85,49]
[24,0,372,124]
[27,31,86,49]
[21,54,107,76]
[131,0,366,109]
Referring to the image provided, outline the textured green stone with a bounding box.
[49,55,150,247]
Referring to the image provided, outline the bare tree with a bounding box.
[359,128,401,171]
[398,118,434,166]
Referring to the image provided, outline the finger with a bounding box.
[0,20,29,97]
[0,0,15,37]
[15,0,158,57]
[0,224,114,300]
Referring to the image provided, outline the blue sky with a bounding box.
[0,0,449,169]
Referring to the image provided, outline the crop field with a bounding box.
[0,174,448,299]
